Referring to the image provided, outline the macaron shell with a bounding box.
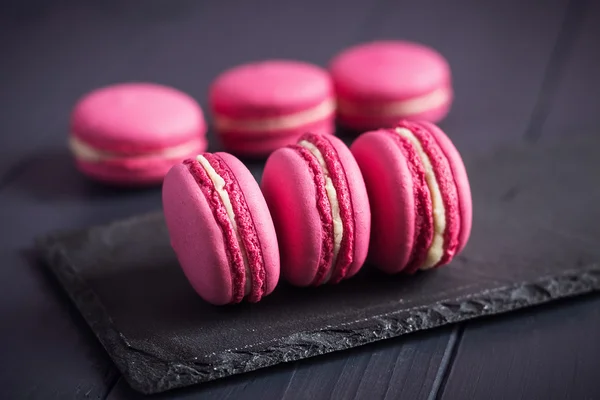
[261,147,324,286]
[330,41,451,102]
[419,121,472,253]
[210,60,333,118]
[337,97,452,131]
[350,130,416,273]
[162,163,233,305]
[72,83,206,153]
[320,135,371,279]
[75,141,206,185]
[219,117,334,157]
[214,152,280,296]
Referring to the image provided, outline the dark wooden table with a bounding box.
[1,1,600,399]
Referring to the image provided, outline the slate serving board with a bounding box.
[36,134,600,395]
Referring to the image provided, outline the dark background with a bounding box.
[1,0,600,399]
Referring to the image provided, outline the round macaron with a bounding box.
[70,83,207,185]
[261,133,371,287]
[350,120,472,274]
[330,41,452,130]
[210,60,335,157]
[162,152,280,305]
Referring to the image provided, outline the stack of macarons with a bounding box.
[162,120,471,305]
[69,40,452,185]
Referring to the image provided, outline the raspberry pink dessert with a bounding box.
[210,60,335,157]
[163,152,280,305]
[70,83,207,185]
[262,133,371,286]
[330,41,452,130]
[350,120,471,273]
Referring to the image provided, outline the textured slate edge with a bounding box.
[35,219,600,395]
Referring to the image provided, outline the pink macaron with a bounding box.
[262,133,371,287]
[70,83,207,185]
[162,152,280,305]
[330,41,453,130]
[210,60,335,157]
[350,120,472,274]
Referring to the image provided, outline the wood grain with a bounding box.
[541,0,600,137]
[0,252,119,399]
[371,0,570,156]
[438,2,600,399]
[439,295,600,400]
[106,327,454,400]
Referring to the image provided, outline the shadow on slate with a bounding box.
[35,133,600,395]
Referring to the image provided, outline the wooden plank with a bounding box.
[0,2,150,182]
[0,171,161,399]
[540,0,600,137]
[439,2,600,399]
[106,328,454,400]
[0,251,118,399]
[370,0,569,156]
[440,295,600,400]
[369,1,570,399]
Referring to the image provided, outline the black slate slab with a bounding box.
[36,133,600,394]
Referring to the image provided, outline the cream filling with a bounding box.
[338,87,450,118]
[395,127,446,269]
[69,135,202,162]
[196,155,251,296]
[214,98,335,133]
[298,140,343,282]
